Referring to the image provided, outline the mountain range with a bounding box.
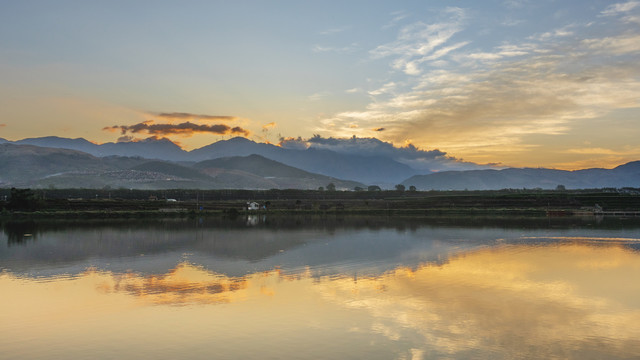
[0,143,362,190]
[6,136,416,184]
[402,162,640,190]
[0,136,639,190]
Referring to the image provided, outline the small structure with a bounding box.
[247,202,260,211]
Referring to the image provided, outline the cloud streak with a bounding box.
[151,112,238,122]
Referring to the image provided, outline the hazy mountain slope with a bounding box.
[15,136,99,154]
[131,161,213,181]
[403,162,640,190]
[195,154,364,190]
[12,136,189,161]
[0,144,109,186]
[189,137,273,160]
[273,147,416,185]
[97,138,188,161]
[196,154,321,178]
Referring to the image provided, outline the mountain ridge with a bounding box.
[2,136,418,184]
[0,143,364,190]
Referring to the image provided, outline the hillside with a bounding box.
[195,154,364,190]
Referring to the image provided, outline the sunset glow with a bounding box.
[1,1,639,169]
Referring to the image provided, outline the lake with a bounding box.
[2,215,640,359]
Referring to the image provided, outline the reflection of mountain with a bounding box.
[0,218,495,277]
[3,217,640,278]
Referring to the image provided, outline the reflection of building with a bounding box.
[247,202,259,211]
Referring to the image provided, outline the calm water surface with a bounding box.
[2,216,640,359]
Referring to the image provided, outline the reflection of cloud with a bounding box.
[315,243,640,358]
[108,263,248,305]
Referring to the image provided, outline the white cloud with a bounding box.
[318,26,351,35]
[307,91,331,101]
[314,2,640,167]
[312,43,359,53]
[370,8,467,75]
[601,1,640,16]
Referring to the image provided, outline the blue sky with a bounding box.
[1,0,639,169]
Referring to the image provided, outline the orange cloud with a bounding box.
[262,122,277,129]
[104,121,250,137]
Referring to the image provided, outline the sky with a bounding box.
[0,0,639,170]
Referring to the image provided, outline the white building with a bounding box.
[247,202,260,211]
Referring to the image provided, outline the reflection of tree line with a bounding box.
[2,220,38,245]
[4,215,640,246]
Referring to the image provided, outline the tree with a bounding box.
[368,185,382,192]
[556,184,566,191]
[326,182,336,192]
[354,186,364,192]
[395,184,405,192]
[7,188,41,211]
[409,185,417,192]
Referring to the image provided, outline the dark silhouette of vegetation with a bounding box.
[368,185,382,192]
[326,183,336,191]
[395,184,405,192]
[7,188,42,211]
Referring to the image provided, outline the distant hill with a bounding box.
[403,162,640,190]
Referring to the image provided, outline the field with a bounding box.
[2,187,640,218]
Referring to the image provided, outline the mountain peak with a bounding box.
[224,136,256,144]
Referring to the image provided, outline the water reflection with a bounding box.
[1,217,640,359]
